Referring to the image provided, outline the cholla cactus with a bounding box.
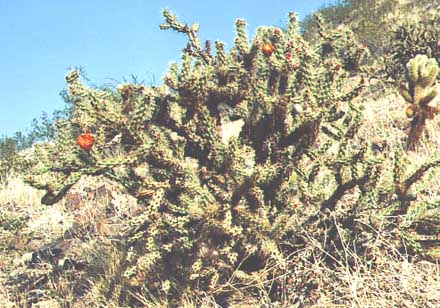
[399,54,440,150]
[25,9,380,305]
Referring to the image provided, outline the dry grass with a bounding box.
[304,223,440,308]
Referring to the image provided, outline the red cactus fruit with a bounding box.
[77,132,95,150]
[262,43,275,56]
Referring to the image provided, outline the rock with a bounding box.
[65,192,83,210]
[86,184,113,201]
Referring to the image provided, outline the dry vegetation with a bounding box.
[1,79,439,307]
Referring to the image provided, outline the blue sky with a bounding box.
[0,0,334,137]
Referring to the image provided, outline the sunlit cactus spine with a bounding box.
[399,54,440,150]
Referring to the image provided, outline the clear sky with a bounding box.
[0,0,334,137]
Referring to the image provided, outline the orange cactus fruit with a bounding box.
[405,105,416,118]
[261,43,275,56]
[77,132,95,150]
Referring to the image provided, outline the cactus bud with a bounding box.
[405,105,416,118]
[65,69,79,83]
[191,23,200,32]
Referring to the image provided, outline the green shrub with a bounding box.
[0,136,33,183]
[383,15,440,82]
[0,212,27,232]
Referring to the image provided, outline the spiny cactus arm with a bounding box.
[271,27,287,65]
[419,57,438,88]
[407,56,420,85]
[391,148,411,203]
[86,96,124,128]
[406,55,439,103]
[304,140,334,183]
[68,81,122,128]
[313,13,344,42]
[245,186,266,212]
[330,104,362,159]
[230,172,260,207]
[178,182,222,221]
[174,60,232,140]
[320,170,371,213]
[324,140,366,178]
[279,95,324,148]
[160,9,212,65]
[28,147,144,205]
[304,103,370,199]
[315,69,340,108]
[214,41,227,66]
[28,126,153,205]
[300,151,378,229]
[354,162,384,211]
[405,157,440,192]
[232,15,356,155]
[218,42,258,102]
[163,62,180,90]
[399,84,413,103]
[25,170,86,205]
[102,168,140,196]
[295,42,319,93]
[286,12,299,38]
[343,103,363,137]
[388,156,440,216]
[335,76,366,102]
[314,13,331,41]
[182,105,225,170]
[234,19,250,55]
[399,56,440,150]
[321,125,342,141]
[229,158,283,206]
